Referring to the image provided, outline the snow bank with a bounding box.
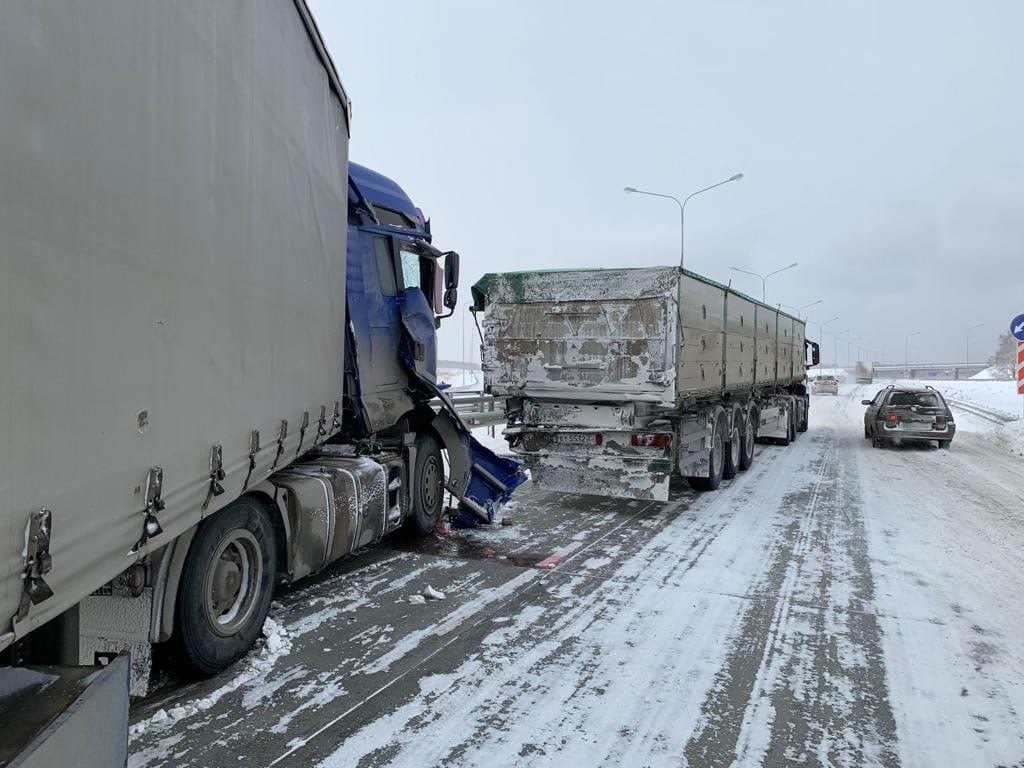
[1000,421,1024,457]
[128,616,293,741]
[878,378,1022,420]
[970,365,1010,381]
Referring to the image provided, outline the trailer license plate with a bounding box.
[554,433,595,445]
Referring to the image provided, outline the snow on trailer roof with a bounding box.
[471,265,803,324]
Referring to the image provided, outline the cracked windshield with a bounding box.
[2,2,1022,767]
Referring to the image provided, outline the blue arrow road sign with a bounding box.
[1012,314,1024,342]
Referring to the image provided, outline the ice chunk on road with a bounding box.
[422,586,446,601]
[407,594,427,604]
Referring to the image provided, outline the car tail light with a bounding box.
[595,433,603,446]
[630,433,672,449]
[934,416,946,429]
[886,412,899,425]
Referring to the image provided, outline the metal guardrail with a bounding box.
[946,398,1019,425]
[433,391,506,427]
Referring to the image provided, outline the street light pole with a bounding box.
[808,315,839,368]
[779,299,822,319]
[905,331,921,376]
[836,329,850,372]
[847,336,860,368]
[965,323,984,364]
[624,172,743,270]
[730,262,799,303]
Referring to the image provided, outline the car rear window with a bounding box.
[888,391,941,407]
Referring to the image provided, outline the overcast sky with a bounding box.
[311,0,1024,367]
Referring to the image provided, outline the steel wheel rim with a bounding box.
[745,417,755,459]
[420,455,441,512]
[730,427,740,467]
[203,529,262,637]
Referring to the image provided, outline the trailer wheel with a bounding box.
[176,497,277,675]
[689,413,727,492]
[738,408,756,471]
[723,412,741,480]
[778,408,791,447]
[798,397,809,432]
[408,432,444,536]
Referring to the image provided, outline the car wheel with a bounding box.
[689,412,727,491]
[177,497,277,675]
[408,431,444,536]
[939,440,952,450]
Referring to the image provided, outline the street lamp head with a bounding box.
[728,173,744,182]
[623,186,638,194]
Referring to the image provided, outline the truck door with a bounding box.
[396,240,438,384]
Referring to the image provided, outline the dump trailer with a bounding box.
[472,267,820,500]
[855,361,874,384]
[0,2,523,746]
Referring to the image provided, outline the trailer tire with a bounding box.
[778,408,791,447]
[176,497,277,675]
[798,397,809,432]
[689,413,727,492]
[723,410,741,480]
[738,407,756,471]
[408,432,444,536]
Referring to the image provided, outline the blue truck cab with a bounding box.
[343,163,525,526]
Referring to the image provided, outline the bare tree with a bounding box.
[988,333,1017,379]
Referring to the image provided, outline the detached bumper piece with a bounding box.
[430,407,527,529]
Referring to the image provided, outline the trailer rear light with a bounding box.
[630,433,672,449]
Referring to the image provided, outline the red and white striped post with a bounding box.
[1017,341,1024,396]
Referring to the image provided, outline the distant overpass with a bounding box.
[864,363,990,381]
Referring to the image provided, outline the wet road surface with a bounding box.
[129,388,1024,767]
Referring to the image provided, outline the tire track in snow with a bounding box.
[683,423,899,767]
[300,441,814,766]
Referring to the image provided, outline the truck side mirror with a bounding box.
[444,251,460,290]
[806,340,820,367]
[442,251,459,310]
[443,287,458,311]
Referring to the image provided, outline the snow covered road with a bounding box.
[129,386,1024,767]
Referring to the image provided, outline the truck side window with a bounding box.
[373,238,397,296]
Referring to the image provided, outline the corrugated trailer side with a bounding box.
[777,315,796,382]
[723,290,758,390]
[0,0,350,646]
[676,273,726,398]
[753,305,780,385]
